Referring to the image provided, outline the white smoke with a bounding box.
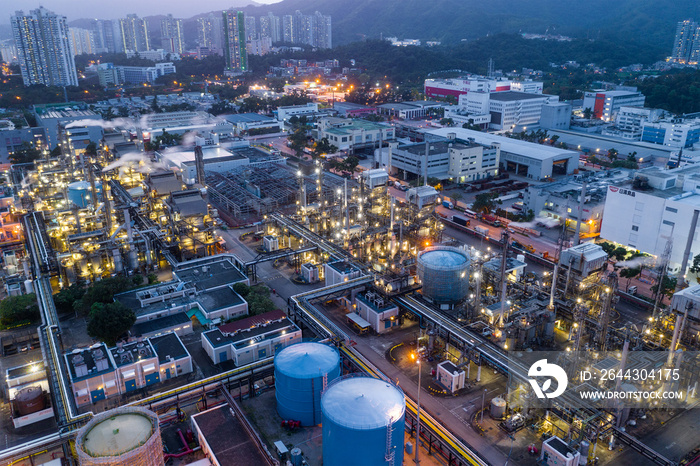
[64,118,134,129]
[615,256,653,269]
[180,131,198,147]
[510,216,560,229]
[102,152,168,176]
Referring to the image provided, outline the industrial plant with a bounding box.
[2,110,699,466]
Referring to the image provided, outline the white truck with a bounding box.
[475,225,489,236]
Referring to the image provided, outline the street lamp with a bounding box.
[481,388,487,423]
[411,351,422,465]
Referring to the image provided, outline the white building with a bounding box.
[429,128,579,180]
[600,166,700,273]
[582,90,646,121]
[354,291,399,334]
[487,91,560,131]
[641,119,700,149]
[276,103,319,123]
[201,310,301,365]
[387,136,500,182]
[436,360,465,394]
[318,118,394,152]
[324,260,361,285]
[602,107,664,141]
[424,76,543,100]
[540,436,580,466]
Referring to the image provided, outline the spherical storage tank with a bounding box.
[76,406,163,466]
[67,181,102,209]
[321,376,405,466]
[417,246,470,303]
[275,342,341,426]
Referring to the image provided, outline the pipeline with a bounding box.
[163,428,198,460]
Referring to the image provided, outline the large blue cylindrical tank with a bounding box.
[275,342,340,426]
[67,181,102,208]
[322,376,405,466]
[416,246,470,303]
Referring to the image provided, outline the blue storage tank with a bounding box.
[67,181,102,208]
[275,342,341,426]
[321,376,405,466]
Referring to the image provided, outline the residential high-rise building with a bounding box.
[245,16,257,41]
[259,13,280,43]
[282,15,295,43]
[299,12,314,46]
[223,10,248,75]
[280,11,331,48]
[68,27,94,56]
[11,7,79,87]
[197,14,223,51]
[161,14,184,54]
[670,19,700,64]
[120,14,150,52]
[314,11,332,49]
[92,19,122,53]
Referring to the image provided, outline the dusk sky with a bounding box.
[1,0,281,23]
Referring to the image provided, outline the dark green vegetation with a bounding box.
[240,0,699,52]
[232,283,277,317]
[86,301,136,347]
[56,275,145,316]
[0,294,40,329]
[629,70,700,114]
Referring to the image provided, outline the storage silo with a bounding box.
[76,406,163,465]
[416,246,470,303]
[321,376,405,466]
[67,181,102,208]
[275,342,341,426]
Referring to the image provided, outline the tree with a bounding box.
[689,253,700,283]
[73,275,142,315]
[287,127,309,157]
[9,142,41,164]
[611,246,629,261]
[86,302,136,346]
[54,282,86,314]
[233,282,250,298]
[209,100,234,116]
[654,275,677,299]
[451,192,463,206]
[84,142,97,156]
[583,107,593,119]
[313,137,338,158]
[0,294,40,328]
[472,193,497,213]
[607,148,619,161]
[439,117,454,127]
[246,285,277,315]
[619,267,641,291]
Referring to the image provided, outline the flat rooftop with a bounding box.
[398,139,473,155]
[175,257,247,291]
[132,312,190,337]
[110,340,156,368]
[149,333,189,364]
[489,91,551,102]
[225,113,277,124]
[192,405,273,465]
[429,128,578,161]
[203,316,298,350]
[65,345,114,382]
[196,286,245,313]
[6,361,45,380]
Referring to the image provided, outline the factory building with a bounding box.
[201,309,301,365]
[539,436,581,466]
[429,128,579,180]
[386,135,500,182]
[324,260,362,285]
[65,335,193,407]
[33,102,102,149]
[424,76,543,100]
[116,256,250,330]
[276,103,319,123]
[376,101,446,120]
[354,291,400,333]
[582,89,646,121]
[192,403,278,465]
[157,143,286,185]
[224,113,282,134]
[317,118,394,153]
[600,166,700,273]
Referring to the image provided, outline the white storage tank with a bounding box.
[321,376,405,466]
[417,246,470,303]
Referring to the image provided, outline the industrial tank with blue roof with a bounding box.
[274,342,341,426]
[416,246,470,304]
[321,376,405,466]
